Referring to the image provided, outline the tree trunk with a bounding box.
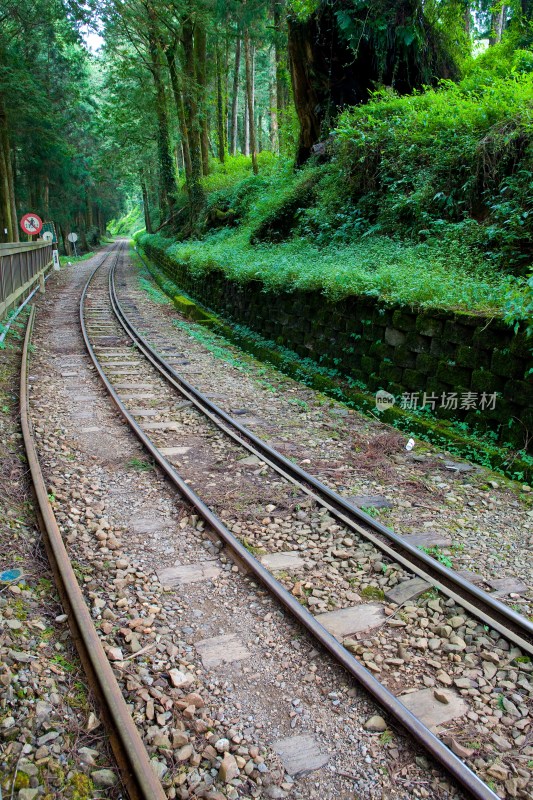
[230,37,241,156]
[269,49,279,152]
[78,214,88,252]
[216,43,225,163]
[140,173,153,234]
[287,17,322,164]
[464,3,470,36]
[60,225,71,256]
[244,31,258,174]
[0,139,12,243]
[273,0,288,150]
[181,14,206,228]
[166,43,192,180]
[86,191,94,229]
[195,22,210,176]
[243,95,249,155]
[147,10,176,219]
[489,6,507,45]
[0,93,17,243]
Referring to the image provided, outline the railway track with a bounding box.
[63,239,530,800]
[20,247,167,799]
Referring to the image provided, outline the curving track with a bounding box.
[70,240,533,800]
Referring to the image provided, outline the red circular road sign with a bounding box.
[20,213,43,235]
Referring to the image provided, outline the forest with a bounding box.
[0,1,532,320]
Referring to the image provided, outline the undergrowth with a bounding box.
[138,227,517,313]
[127,43,533,322]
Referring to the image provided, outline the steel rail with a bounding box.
[111,256,533,656]
[79,245,503,800]
[21,252,167,800]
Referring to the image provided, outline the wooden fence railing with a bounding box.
[0,242,53,321]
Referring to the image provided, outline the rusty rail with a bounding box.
[21,297,166,799]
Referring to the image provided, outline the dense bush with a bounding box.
[324,69,533,273]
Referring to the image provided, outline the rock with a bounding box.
[491,734,513,752]
[173,732,189,748]
[18,790,38,800]
[91,769,118,788]
[434,690,449,705]
[364,715,387,732]
[37,731,60,746]
[436,671,453,686]
[487,763,509,781]
[219,752,239,782]
[483,662,498,680]
[502,697,520,717]
[150,759,168,780]
[450,739,475,758]
[78,747,99,766]
[86,712,101,732]
[238,455,263,466]
[152,733,171,748]
[215,738,230,753]
[177,744,193,761]
[183,692,205,708]
[265,788,286,799]
[481,651,500,665]
[106,646,123,661]
[168,668,194,688]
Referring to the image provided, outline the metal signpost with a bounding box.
[41,221,60,270]
[20,213,43,238]
[67,231,78,257]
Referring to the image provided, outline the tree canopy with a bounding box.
[0,0,532,247]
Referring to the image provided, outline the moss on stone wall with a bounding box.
[136,239,533,467]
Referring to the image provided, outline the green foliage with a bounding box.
[138,51,533,316]
[202,152,279,194]
[108,206,144,236]
[331,69,533,274]
[503,268,533,335]
[418,545,453,569]
[139,223,515,312]
[0,0,124,247]
[126,457,153,472]
[360,586,385,600]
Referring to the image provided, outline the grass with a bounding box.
[126,457,153,472]
[139,226,518,313]
[418,545,454,569]
[241,537,267,556]
[360,586,385,600]
[59,251,96,266]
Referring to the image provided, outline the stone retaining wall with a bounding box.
[141,239,533,450]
